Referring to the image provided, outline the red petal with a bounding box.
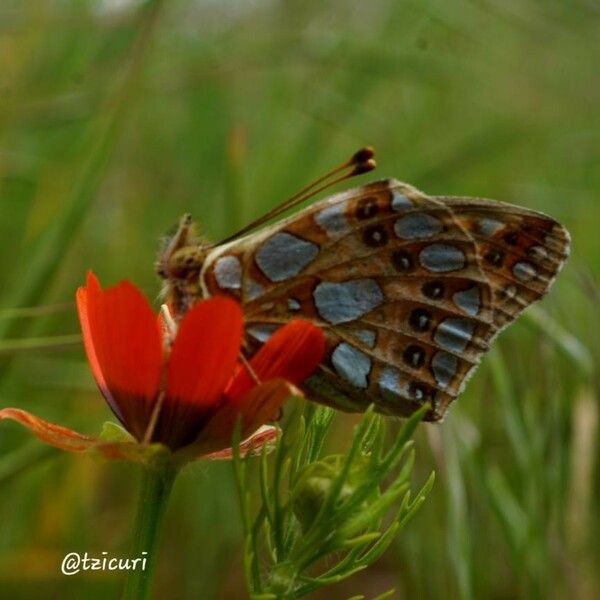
[76,276,120,419]
[76,271,163,440]
[0,408,95,452]
[203,425,280,460]
[0,408,164,462]
[225,320,324,402]
[154,297,243,449]
[180,379,296,458]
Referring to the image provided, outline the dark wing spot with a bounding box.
[355,197,379,219]
[484,250,505,267]
[392,250,413,272]
[409,382,437,406]
[362,224,388,247]
[403,344,425,368]
[409,308,432,332]
[422,280,445,300]
[409,381,426,401]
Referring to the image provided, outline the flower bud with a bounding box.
[292,455,375,532]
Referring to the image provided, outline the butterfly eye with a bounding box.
[160,248,206,279]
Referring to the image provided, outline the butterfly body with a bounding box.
[159,178,570,421]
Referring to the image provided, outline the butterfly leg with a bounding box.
[160,304,178,346]
[238,351,284,422]
[239,351,261,384]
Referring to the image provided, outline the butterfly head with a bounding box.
[156,213,211,316]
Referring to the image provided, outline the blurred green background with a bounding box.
[0,0,598,598]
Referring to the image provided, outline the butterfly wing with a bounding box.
[200,179,570,420]
[433,195,570,338]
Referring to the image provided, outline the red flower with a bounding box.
[1,272,325,463]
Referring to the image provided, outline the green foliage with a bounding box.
[233,403,434,599]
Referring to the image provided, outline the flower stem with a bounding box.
[122,462,178,600]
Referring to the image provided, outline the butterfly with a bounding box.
[156,148,570,421]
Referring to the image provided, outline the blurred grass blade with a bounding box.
[488,349,530,473]
[484,465,529,562]
[524,306,593,376]
[0,334,81,353]
[0,0,166,377]
[0,302,73,320]
[443,425,474,600]
[0,440,55,485]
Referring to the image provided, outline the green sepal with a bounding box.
[98,421,136,443]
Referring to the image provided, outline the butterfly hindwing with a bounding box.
[436,196,570,339]
[200,179,569,421]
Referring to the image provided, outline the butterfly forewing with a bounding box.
[199,179,570,421]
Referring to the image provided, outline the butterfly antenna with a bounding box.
[215,147,376,245]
